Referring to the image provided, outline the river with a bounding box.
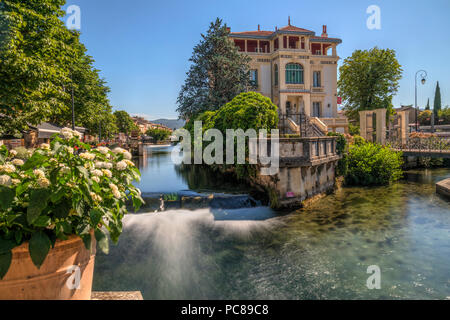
[92,145,450,299]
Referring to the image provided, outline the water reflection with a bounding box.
[134,145,251,194]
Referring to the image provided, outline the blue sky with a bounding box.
[63,0,450,119]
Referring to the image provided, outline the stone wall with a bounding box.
[248,136,340,209]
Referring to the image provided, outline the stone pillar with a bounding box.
[397,110,409,147]
[279,94,287,115]
[359,110,368,140]
[374,108,386,145]
[244,40,247,52]
[303,95,311,117]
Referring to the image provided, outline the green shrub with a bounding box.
[348,123,360,136]
[146,127,171,141]
[345,141,403,186]
[12,147,32,160]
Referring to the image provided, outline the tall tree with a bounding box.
[0,0,72,134]
[425,98,430,110]
[338,47,403,122]
[0,0,115,136]
[176,18,252,120]
[433,81,441,120]
[113,110,137,135]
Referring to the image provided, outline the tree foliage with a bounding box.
[146,127,171,142]
[185,92,279,136]
[345,140,403,186]
[0,0,116,136]
[113,110,136,135]
[338,47,403,122]
[177,18,252,120]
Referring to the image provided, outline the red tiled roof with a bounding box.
[230,30,274,36]
[278,25,314,33]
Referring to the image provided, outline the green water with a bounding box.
[93,149,450,299]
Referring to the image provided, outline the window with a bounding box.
[312,102,321,117]
[313,71,321,87]
[285,63,303,84]
[274,64,278,86]
[250,69,258,86]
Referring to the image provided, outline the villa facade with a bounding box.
[229,19,348,132]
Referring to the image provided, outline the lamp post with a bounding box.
[415,70,427,132]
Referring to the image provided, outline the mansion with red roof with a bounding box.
[229,18,347,132]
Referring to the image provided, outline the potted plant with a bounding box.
[0,128,144,300]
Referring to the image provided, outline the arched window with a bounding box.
[285,63,303,84]
[274,64,279,86]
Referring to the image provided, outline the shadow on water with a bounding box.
[94,145,450,299]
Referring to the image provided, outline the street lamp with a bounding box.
[415,70,427,131]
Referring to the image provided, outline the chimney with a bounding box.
[288,16,291,26]
[258,24,260,31]
[321,25,328,37]
[275,26,278,31]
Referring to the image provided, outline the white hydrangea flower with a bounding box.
[66,146,74,154]
[116,161,127,171]
[91,169,103,177]
[123,151,132,160]
[11,179,20,185]
[60,166,71,174]
[72,130,82,139]
[102,169,112,178]
[9,150,17,157]
[103,162,113,169]
[124,160,135,167]
[37,177,50,188]
[96,146,110,155]
[33,169,46,178]
[60,127,73,140]
[92,176,100,183]
[11,159,24,166]
[90,192,102,202]
[0,175,12,186]
[109,183,121,199]
[112,147,126,154]
[40,143,50,150]
[94,161,105,169]
[79,152,96,161]
[2,163,16,173]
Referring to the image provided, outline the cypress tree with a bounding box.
[177,18,252,120]
[425,98,430,110]
[433,81,442,120]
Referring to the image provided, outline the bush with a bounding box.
[418,110,432,126]
[345,141,403,186]
[0,128,144,278]
[348,123,360,136]
[146,127,171,141]
[438,107,450,125]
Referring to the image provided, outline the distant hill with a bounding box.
[151,118,185,130]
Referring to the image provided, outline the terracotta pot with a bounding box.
[0,232,96,300]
